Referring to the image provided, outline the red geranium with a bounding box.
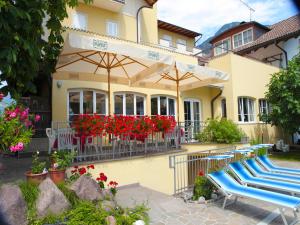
[96,172,108,189]
[198,170,205,176]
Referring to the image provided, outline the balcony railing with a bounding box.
[47,120,207,162]
[85,0,125,12]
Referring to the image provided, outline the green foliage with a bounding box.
[57,183,80,207]
[19,180,149,225]
[257,147,267,156]
[51,150,74,170]
[19,181,39,210]
[0,104,34,153]
[19,181,40,223]
[250,137,262,146]
[0,0,93,98]
[196,118,245,144]
[31,152,46,174]
[193,176,215,200]
[265,53,300,134]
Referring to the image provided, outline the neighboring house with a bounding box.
[210,14,300,68]
[49,0,283,143]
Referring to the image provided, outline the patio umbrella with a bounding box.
[131,61,229,122]
[56,32,173,115]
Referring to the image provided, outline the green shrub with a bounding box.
[193,175,215,200]
[57,183,80,207]
[196,118,245,144]
[257,147,267,156]
[19,181,39,210]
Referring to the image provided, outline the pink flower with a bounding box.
[25,120,32,127]
[9,112,17,118]
[17,142,24,150]
[35,114,41,122]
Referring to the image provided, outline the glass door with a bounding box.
[184,99,201,140]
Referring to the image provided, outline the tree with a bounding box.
[0,0,92,98]
[265,53,300,135]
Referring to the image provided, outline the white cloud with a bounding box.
[157,0,297,40]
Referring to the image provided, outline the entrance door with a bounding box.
[184,99,201,140]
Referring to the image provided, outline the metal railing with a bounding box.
[50,121,182,162]
[169,146,241,195]
[177,121,206,143]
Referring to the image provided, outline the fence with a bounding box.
[169,146,242,195]
[50,121,182,161]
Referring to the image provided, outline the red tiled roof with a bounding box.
[158,20,201,38]
[236,14,300,53]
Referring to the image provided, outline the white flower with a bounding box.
[133,220,145,225]
[53,163,59,169]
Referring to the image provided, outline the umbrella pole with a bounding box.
[108,68,111,115]
[175,63,180,124]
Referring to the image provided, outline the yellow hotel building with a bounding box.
[52,0,283,143]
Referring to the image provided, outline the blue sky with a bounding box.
[157,0,298,42]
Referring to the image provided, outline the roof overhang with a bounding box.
[158,20,201,38]
[145,0,158,6]
[237,30,300,54]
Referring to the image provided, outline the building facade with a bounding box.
[210,14,300,68]
[51,0,283,143]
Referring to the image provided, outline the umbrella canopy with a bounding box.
[131,61,229,122]
[56,32,174,115]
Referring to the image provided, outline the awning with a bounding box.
[56,33,174,114]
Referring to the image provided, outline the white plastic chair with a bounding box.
[46,128,56,154]
[57,128,80,155]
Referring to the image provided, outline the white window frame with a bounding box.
[114,93,146,116]
[259,99,271,121]
[67,89,108,120]
[151,96,177,117]
[106,20,119,37]
[72,11,87,30]
[161,35,173,47]
[184,98,202,122]
[238,97,256,123]
[214,38,231,55]
[233,28,253,49]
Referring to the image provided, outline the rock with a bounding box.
[101,200,116,212]
[0,184,28,225]
[106,215,116,225]
[133,220,145,225]
[198,196,206,204]
[70,175,104,201]
[36,178,70,217]
[103,189,114,200]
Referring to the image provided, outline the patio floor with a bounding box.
[116,160,300,225]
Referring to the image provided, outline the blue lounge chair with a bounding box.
[244,159,300,184]
[257,155,300,176]
[208,170,300,225]
[229,161,300,196]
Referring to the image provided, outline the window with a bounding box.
[233,29,253,48]
[68,90,107,121]
[73,12,87,30]
[214,38,231,55]
[114,93,145,116]
[106,21,118,37]
[238,97,255,122]
[151,96,176,116]
[177,39,187,51]
[259,99,271,120]
[221,99,227,118]
[160,35,172,47]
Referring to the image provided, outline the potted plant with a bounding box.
[49,150,74,184]
[25,152,47,185]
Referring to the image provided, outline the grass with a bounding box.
[269,151,300,161]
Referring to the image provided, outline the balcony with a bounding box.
[80,0,125,12]
[157,39,202,56]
